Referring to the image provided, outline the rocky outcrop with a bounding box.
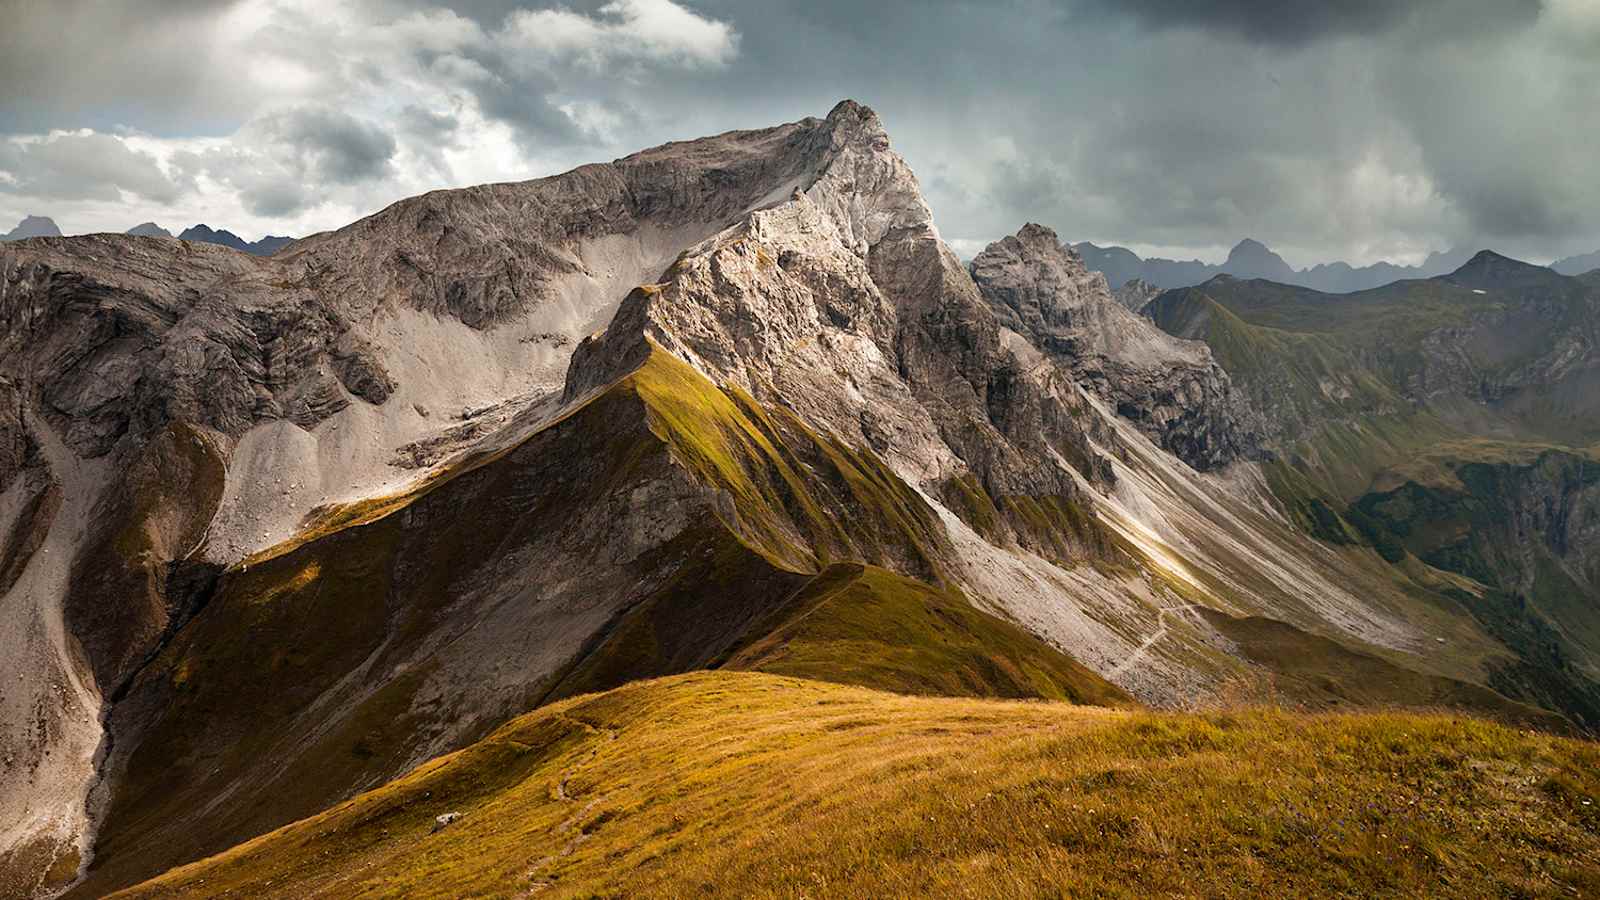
[971,225,1263,471]
[1113,278,1160,312]
[0,238,390,459]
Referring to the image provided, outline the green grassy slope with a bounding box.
[114,672,1600,899]
[724,563,1129,706]
[1147,271,1600,730]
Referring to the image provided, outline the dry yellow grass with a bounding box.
[115,672,1600,899]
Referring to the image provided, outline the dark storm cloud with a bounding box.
[398,104,459,142]
[252,107,398,184]
[1077,0,1545,47]
[4,0,1599,262]
[171,106,399,217]
[452,62,586,146]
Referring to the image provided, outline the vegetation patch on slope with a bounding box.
[115,672,1600,899]
[938,472,1112,563]
[1198,608,1572,732]
[630,347,949,576]
[725,563,1131,705]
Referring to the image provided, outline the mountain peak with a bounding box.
[1014,222,1063,247]
[1552,247,1600,277]
[826,98,875,122]
[176,224,293,256]
[822,99,890,153]
[1222,238,1294,276]
[126,222,172,239]
[1445,249,1556,290]
[1,214,63,241]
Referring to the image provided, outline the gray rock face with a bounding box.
[1113,278,1160,312]
[567,102,1117,508]
[0,376,32,496]
[0,237,390,459]
[970,224,1262,471]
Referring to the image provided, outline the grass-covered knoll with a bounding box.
[115,672,1600,899]
[726,563,1130,705]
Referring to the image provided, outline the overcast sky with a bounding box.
[3,0,1597,266]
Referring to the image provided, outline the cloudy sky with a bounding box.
[3,0,1597,265]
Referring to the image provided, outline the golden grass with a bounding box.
[115,672,1600,899]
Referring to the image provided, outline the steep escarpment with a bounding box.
[1347,446,1600,725]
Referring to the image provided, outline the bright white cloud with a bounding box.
[0,0,743,240]
[0,131,182,205]
[501,0,739,72]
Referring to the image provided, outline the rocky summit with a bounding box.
[2,102,1599,898]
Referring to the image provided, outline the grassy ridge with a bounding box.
[725,563,1130,706]
[631,347,949,576]
[115,672,1600,899]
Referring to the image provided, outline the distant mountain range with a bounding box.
[0,215,292,255]
[1073,238,1484,294]
[174,224,295,256]
[8,213,1595,281]
[1552,249,1600,277]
